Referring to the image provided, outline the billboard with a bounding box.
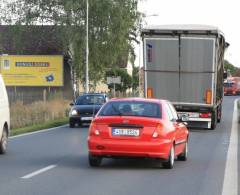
[0,55,63,86]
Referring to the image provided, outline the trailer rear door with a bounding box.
[180,36,215,104]
[144,37,179,101]
[144,36,215,105]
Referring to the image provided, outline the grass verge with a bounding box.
[10,118,68,137]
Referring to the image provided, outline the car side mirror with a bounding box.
[70,102,74,106]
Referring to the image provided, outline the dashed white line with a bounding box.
[21,165,57,179]
[222,99,239,195]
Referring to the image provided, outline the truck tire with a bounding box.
[217,105,222,123]
[210,110,217,130]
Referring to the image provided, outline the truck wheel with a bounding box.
[0,127,8,154]
[162,146,174,169]
[210,110,217,130]
[217,105,222,123]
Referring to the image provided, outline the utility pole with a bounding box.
[85,0,89,93]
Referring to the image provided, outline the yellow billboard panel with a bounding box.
[0,55,63,86]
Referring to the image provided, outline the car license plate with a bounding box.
[112,128,140,136]
[81,117,93,121]
[188,113,199,118]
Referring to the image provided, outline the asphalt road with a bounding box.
[0,96,239,195]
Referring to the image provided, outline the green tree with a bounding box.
[132,66,139,91]
[2,0,141,91]
[224,60,238,76]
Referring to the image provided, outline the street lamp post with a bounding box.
[85,0,89,93]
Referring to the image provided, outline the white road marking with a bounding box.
[10,125,68,139]
[222,99,239,195]
[21,165,57,179]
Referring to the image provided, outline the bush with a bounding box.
[10,99,70,129]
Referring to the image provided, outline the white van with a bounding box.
[0,75,10,154]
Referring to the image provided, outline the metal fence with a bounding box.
[7,87,73,105]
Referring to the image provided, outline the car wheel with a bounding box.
[89,153,102,167]
[178,141,188,161]
[0,127,8,154]
[69,121,75,128]
[162,145,174,169]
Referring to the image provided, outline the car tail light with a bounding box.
[94,130,100,136]
[205,89,212,104]
[199,113,211,118]
[89,121,100,136]
[152,131,158,138]
[152,123,164,138]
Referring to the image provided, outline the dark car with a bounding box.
[69,93,109,128]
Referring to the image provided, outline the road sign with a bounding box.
[107,76,121,84]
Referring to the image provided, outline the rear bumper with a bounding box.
[187,120,211,129]
[88,138,172,160]
[178,112,212,129]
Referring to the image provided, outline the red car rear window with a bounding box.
[99,101,161,118]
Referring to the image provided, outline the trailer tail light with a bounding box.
[200,113,211,118]
[147,87,154,98]
[205,89,212,104]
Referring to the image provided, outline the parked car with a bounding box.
[88,98,189,169]
[69,93,109,128]
[0,75,10,154]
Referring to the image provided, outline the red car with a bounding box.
[88,98,189,169]
[224,77,240,95]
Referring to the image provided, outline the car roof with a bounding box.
[109,97,167,104]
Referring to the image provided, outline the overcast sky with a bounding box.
[138,0,240,67]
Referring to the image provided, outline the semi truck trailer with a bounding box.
[142,25,228,129]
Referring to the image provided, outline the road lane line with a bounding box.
[10,125,68,139]
[222,99,239,195]
[21,165,57,179]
